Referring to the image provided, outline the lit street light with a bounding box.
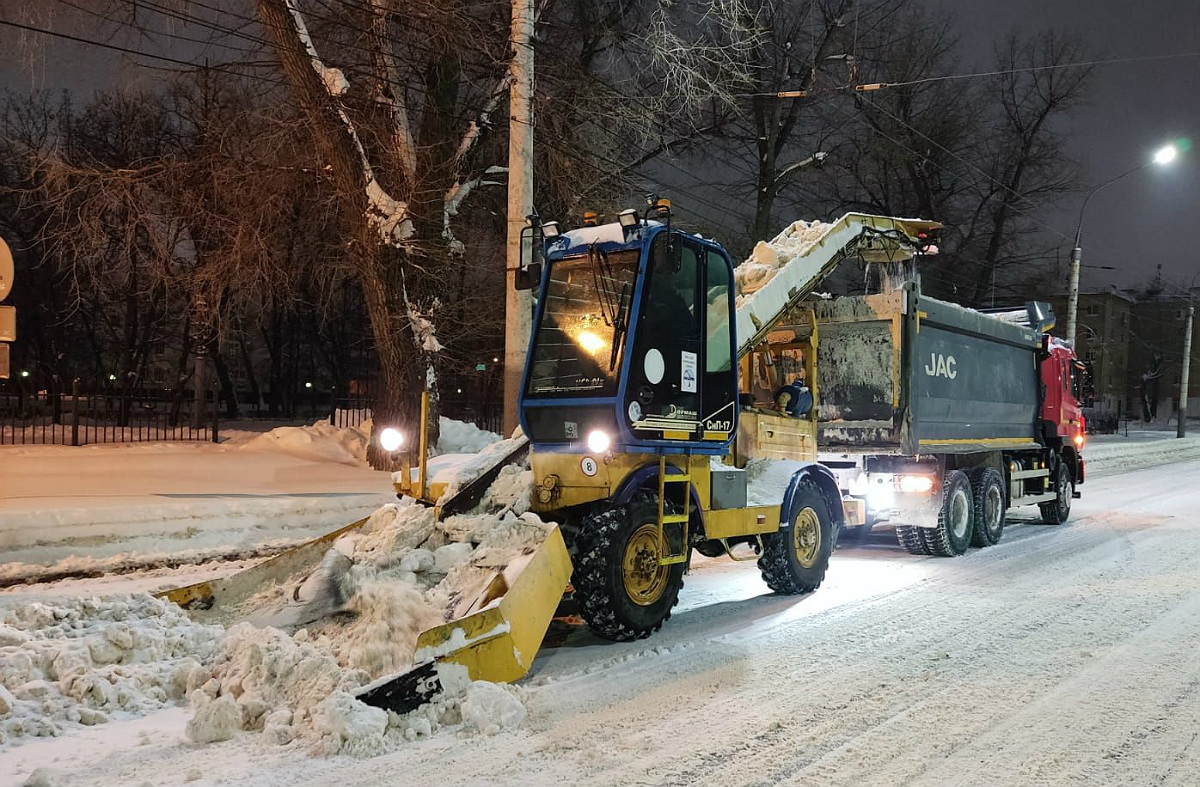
[1067,142,1179,346]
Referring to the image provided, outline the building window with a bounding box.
[1085,304,1099,317]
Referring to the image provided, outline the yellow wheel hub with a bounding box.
[793,507,822,569]
[623,523,670,606]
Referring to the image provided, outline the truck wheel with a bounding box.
[925,470,974,557]
[895,525,929,555]
[573,492,685,641]
[1039,461,1072,525]
[758,479,835,594]
[969,468,1006,547]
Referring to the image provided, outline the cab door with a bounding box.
[624,234,703,439]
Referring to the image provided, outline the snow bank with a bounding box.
[238,419,372,466]
[735,219,832,307]
[436,417,500,455]
[234,416,497,468]
[1083,430,1200,476]
[0,594,221,746]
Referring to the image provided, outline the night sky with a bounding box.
[2,0,1198,291]
[930,0,1200,292]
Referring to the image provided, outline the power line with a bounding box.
[750,49,1200,98]
[0,15,258,72]
[884,50,1200,89]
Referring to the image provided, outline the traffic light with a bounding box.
[0,237,13,379]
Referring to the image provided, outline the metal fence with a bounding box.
[0,378,504,447]
[0,379,216,446]
[328,394,503,436]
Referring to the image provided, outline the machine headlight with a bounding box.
[586,429,611,454]
[379,427,405,453]
[618,208,639,228]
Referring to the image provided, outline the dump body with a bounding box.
[815,285,1044,455]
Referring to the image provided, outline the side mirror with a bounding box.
[653,233,683,274]
[514,262,542,291]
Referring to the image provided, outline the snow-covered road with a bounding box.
[7,458,1200,786]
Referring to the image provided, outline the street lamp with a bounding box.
[1067,142,1179,346]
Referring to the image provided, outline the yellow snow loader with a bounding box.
[163,206,936,712]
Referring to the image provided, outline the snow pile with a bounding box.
[233,416,497,469]
[0,594,221,745]
[436,417,501,454]
[239,418,372,466]
[735,219,832,304]
[190,466,543,754]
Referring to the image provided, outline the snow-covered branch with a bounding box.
[454,74,513,165]
[368,0,417,183]
[282,0,413,245]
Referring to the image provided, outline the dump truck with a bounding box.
[810,286,1089,555]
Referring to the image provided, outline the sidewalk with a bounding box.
[1084,426,1200,475]
[0,439,394,580]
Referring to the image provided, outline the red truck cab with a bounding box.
[1040,337,1088,486]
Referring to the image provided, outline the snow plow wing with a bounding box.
[156,516,370,622]
[356,524,572,714]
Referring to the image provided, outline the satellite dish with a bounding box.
[0,238,12,301]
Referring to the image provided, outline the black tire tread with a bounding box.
[572,492,684,642]
[758,479,835,594]
[925,470,972,557]
[895,524,929,555]
[968,467,1006,547]
[1039,461,1072,525]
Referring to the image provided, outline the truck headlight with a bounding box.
[586,429,611,454]
[379,427,405,452]
[899,475,935,493]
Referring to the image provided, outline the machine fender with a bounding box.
[612,461,705,526]
[781,463,844,530]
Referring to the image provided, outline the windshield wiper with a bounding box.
[609,282,631,371]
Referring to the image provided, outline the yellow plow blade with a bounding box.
[357,525,572,712]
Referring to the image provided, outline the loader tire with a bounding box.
[758,479,835,594]
[925,470,974,557]
[573,492,685,642]
[895,524,929,555]
[1039,461,1072,525]
[969,468,1006,547]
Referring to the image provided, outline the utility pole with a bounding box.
[503,0,534,438]
[1066,244,1081,347]
[1179,301,1194,438]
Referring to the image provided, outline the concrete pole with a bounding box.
[502,0,534,438]
[1179,303,1193,438]
[1066,245,1082,347]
